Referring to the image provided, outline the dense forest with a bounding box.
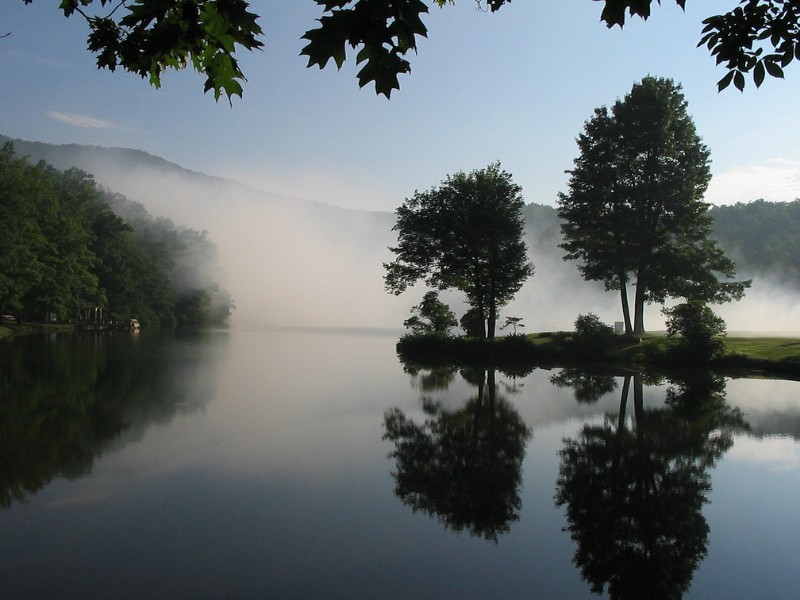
[0,143,232,326]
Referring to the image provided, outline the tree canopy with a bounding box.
[384,162,534,338]
[403,290,458,334]
[558,77,749,335]
[23,0,799,99]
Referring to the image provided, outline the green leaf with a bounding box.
[764,61,785,79]
[753,61,765,87]
[733,71,745,91]
[717,71,734,92]
[301,13,352,70]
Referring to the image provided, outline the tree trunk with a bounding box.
[617,374,631,433]
[475,274,487,339]
[487,301,496,339]
[633,269,646,335]
[487,265,497,339]
[478,300,487,339]
[633,373,644,426]
[618,274,633,335]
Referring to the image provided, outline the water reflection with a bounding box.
[383,368,532,542]
[403,363,459,392]
[0,331,223,509]
[549,366,619,404]
[555,372,748,599]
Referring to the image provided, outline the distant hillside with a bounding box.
[1,136,190,177]
[0,135,410,328]
[0,134,385,215]
[710,199,800,287]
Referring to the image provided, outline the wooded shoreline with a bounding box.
[396,332,800,380]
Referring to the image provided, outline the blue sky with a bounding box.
[1,1,798,211]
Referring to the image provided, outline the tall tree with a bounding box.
[23,1,798,98]
[384,163,534,338]
[0,144,49,315]
[0,147,100,320]
[403,290,458,334]
[558,77,749,335]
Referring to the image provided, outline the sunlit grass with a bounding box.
[527,331,800,371]
[723,337,800,364]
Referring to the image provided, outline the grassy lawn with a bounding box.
[431,331,800,376]
[723,337,800,365]
[529,332,800,366]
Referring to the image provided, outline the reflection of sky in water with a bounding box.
[2,330,800,599]
[728,435,800,472]
[694,434,800,600]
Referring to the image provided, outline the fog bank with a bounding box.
[22,141,800,334]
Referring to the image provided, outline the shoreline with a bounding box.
[0,323,75,339]
[4,324,799,380]
[396,332,800,380]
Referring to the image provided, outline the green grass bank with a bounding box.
[396,332,800,378]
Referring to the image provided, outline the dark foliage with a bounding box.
[31,1,799,97]
[385,162,533,339]
[559,77,749,334]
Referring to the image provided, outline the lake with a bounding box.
[1,328,799,599]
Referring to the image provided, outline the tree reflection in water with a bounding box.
[550,366,619,404]
[555,371,747,599]
[0,332,217,509]
[383,368,531,542]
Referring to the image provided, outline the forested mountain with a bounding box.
[1,135,402,329]
[0,143,232,326]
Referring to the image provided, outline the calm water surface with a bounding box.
[1,329,799,599]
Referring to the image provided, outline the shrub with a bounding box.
[663,301,726,364]
[459,307,485,338]
[572,313,616,354]
[574,313,614,337]
[575,313,615,343]
[404,291,457,335]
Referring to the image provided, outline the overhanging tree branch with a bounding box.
[22,1,799,98]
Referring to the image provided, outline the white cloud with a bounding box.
[707,159,800,205]
[46,111,121,130]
